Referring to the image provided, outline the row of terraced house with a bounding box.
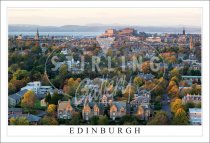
[57,90,151,121]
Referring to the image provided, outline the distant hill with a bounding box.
[8,24,201,34]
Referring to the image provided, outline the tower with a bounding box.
[183,27,185,35]
[34,28,39,40]
[190,36,193,50]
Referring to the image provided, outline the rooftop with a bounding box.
[9,114,41,122]
[189,108,201,113]
[9,89,28,100]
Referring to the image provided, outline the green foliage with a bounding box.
[169,68,180,79]
[119,115,139,125]
[190,84,201,95]
[8,83,17,94]
[147,111,169,125]
[10,117,30,125]
[34,100,41,109]
[40,116,58,125]
[172,108,189,125]
[90,116,99,125]
[50,91,63,105]
[170,76,179,84]
[115,90,122,98]
[133,76,144,87]
[70,112,82,125]
[13,69,29,80]
[155,95,162,103]
[8,64,19,74]
[31,46,42,54]
[184,102,195,111]
[196,102,201,108]
[63,78,80,97]
[45,92,51,103]
[98,116,109,125]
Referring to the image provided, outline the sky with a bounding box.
[8,8,202,27]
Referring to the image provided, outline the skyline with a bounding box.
[8,8,202,27]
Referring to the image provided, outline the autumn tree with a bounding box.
[167,80,176,91]
[169,68,180,79]
[10,117,29,125]
[171,76,180,85]
[158,77,167,88]
[21,90,36,109]
[190,84,201,95]
[40,116,58,125]
[172,108,189,125]
[123,85,135,100]
[167,85,179,98]
[165,55,177,64]
[143,81,156,91]
[63,78,80,97]
[141,61,151,74]
[41,74,51,86]
[8,64,19,74]
[47,104,57,115]
[170,99,183,113]
[13,69,29,80]
[8,83,16,94]
[134,76,144,87]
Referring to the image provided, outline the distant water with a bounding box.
[8,32,104,37]
[8,31,200,37]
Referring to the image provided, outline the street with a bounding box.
[162,93,172,119]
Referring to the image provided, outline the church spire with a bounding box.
[183,27,185,35]
[34,28,39,40]
[37,28,39,37]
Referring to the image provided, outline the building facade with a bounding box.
[57,100,74,119]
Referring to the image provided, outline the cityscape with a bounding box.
[8,8,202,126]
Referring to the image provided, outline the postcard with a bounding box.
[1,0,209,143]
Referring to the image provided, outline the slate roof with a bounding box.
[138,73,155,80]
[36,111,47,117]
[9,114,41,122]
[113,102,126,111]
[88,102,105,110]
[58,100,73,111]
[9,89,28,100]
[8,108,23,113]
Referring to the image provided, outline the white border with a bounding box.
[1,1,209,142]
